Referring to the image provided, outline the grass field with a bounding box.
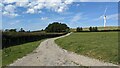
[55,32,118,64]
[2,40,44,66]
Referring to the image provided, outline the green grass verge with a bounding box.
[55,32,118,64]
[2,40,44,66]
[0,50,2,67]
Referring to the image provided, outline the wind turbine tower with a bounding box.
[103,7,107,28]
[104,15,107,27]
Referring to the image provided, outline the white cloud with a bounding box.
[0,3,4,11]
[3,4,19,17]
[26,3,43,14]
[10,13,19,17]
[79,0,119,2]
[64,0,74,4]
[2,0,74,16]
[76,4,80,6]
[71,13,83,23]
[17,0,28,2]
[33,3,44,10]
[3,0,16,4]
[41,17,48,20]
[4,5,15,13]
[26,8,35,14]
[3,11,19,17]
[2,0,119,17]
[44,2,68,13]
[2,11,8,15]
[16,2,28,7]
[38,11,42,13]
[57,6,65,13]
[0,3,4,7]
[27,2,38,8]
[107,14,118,20]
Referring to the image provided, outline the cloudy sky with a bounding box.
[1,0,119,31]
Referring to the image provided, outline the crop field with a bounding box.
[55,32,118,64]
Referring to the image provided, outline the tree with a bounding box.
[94,27,98,31]
[41,29,44,31]
[5,29,9,32]
[89,27,92,32]
[76,27,80,32]
[45,22,69,32]
[19,28,25,32]
[27,30,30,32]
[89,27,98,32]
[93,27,95,31]
[80,27,83,31]
[76,27,83,32]
[7,29,17,32]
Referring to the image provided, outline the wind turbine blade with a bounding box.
[104,7,107,15]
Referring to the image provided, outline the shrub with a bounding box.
[76,27,83,32]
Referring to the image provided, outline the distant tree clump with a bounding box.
[19,28,25,32]
[94,27,98,32]
[89,26,98,32]
[76,27,83,32]
[89,27,93,32]
[5,29,17,32]
[45,22,69,32]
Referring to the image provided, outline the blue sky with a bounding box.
[1,1,118,31]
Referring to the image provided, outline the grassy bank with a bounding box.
[55,32,118,64]
[2,40,44,66]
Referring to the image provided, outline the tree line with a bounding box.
[2,22,69,48]
[2,32,67,49]
[76,26,98,32]
[4,28,26,32]
[76,26,120,32]
[4,22,70,33]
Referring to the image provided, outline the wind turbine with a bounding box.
[103,7,107,28]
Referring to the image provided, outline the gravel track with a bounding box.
[9,33,118,66]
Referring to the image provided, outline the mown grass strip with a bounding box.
[55,32,118,64]
[2,39,44,67]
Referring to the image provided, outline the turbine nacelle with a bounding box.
[104,16,106,18]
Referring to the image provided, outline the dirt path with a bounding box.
[9,33,118,66]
